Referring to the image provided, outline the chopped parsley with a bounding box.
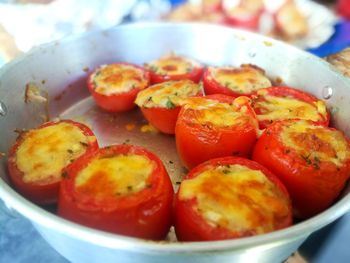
[222,169,230,174]
[166,99,176,109]
[185,67,192,73]
[80,141,89,147]
[148,65,159,73]
[301,154,312,165]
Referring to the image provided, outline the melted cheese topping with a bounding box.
[254,93,327,122]
[179,164,290,233]
[91,64,148,95]
[16,122,92,183]
[208,65,271,94]
[280,121,350,167]
[183,98,252,127]
[75,154,155,198]
[145,55,200,76]
[135,80,201,108]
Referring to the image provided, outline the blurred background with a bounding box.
[0,0,349,67]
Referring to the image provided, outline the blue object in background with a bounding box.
[169,0,186,7]
[308,20,350,57]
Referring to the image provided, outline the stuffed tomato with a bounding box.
[175,94,259,169]
[253,119,350,219]
[58,144,174,240]
[174,156,292,241]
[144,54,203,84]
[87,63,150,112]
[203,64,272,97]
[7,120,98,205]
[251,86,329,129]
[135,80,203,134]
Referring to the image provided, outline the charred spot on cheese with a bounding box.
[254,90,327,123]
[91,64,148,95]
[208,64,271,94]
[145,54,201,76]
[182,97,254,128]
[16,122,93,183]
[280,120,350,167]
[74,154,155,198]
[179,164,290,233]
[135,80,201,108]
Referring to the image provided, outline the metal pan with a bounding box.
[1,23,350,263]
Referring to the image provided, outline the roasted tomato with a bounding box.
[7,120,98,205]
[144,54,203,84]
[87,63,150,112]
[203,64,271,97]
[58,144,174,240]
[223,0,264,30]
[251,86,329,129]
[252,119,350,219]
[175,94,259,169]
[174,156,292,241]
[135,80,203,134]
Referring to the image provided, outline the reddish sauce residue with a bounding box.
[162,65,178,71]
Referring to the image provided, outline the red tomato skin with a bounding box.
[252,120,350,219]
[337,0,350,19]
[223,13,261,30]
[58,144,174,240]
[175,94,258,169]
[139,90,204,135]
[149,66,203,84]
[140,106,181,134]
[87,63,150,113]
[252,86,330,129]
[202,68,254,98]
[7,120,98,205]
[174,157,292,241]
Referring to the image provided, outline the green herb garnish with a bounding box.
[166,99,176,109]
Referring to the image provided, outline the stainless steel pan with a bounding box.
[1,23,350,263]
